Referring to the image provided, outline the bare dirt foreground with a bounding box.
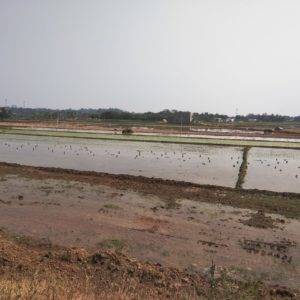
[0,163,299,299]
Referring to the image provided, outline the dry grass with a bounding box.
[1,229,293,299]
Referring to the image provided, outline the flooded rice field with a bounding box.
[0,135,242,187]
[244,147,300,193]
[0,134,299,192]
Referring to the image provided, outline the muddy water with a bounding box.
[244,148,300,193]
[0,135,242,187]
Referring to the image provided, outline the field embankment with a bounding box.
[1,127,300,149]
[236,146,251,189]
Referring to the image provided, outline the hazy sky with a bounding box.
[0,1,300,115]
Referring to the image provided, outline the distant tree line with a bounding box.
[1,106,299,124]
[235,113,296,122]
[101,109,193,124]
[4,107,108,121]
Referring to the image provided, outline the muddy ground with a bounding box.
[0,163,299,296]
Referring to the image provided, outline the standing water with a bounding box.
[0,135,242,187]
[244,147,300,193]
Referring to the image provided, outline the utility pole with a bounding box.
[180,112,183,158]
[235,108,239,122]
[180,116,183,136]
[57,111,60,128]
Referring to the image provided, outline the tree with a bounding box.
[0,107,11,120]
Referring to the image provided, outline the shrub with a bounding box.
[122,127,134,135]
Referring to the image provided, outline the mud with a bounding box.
[239,238,296,264]
[0,164,300,290]
[0,162,299,217]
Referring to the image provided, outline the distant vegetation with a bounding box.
[0,107,11,120]
[1,106,299,124]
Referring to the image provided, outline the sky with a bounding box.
[0,1,300,116]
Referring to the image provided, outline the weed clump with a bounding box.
[240,210,278,229]
[98,239,127,252]
[103,203,121,210]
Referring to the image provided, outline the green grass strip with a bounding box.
[0,128,300,149]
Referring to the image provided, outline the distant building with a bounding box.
[166,111,193,124]
[226,117,235,123]
[190,112,194,123]
[274,126,284,132]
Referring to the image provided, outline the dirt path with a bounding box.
[0,164,299,290]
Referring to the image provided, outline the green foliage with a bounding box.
[98,239,126,251]
[0,107,11,120]
[3,106,299,124]
[103,203,121,210]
